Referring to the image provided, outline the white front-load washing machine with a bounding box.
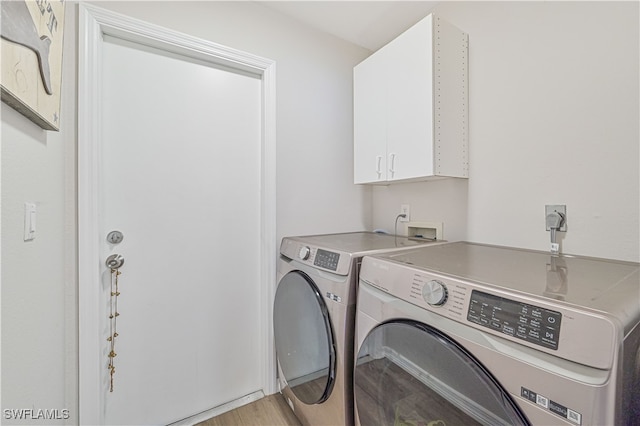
[355,242,640,426]
[273,232,443,426]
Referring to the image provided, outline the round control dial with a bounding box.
[299,246,311,260]
[422,279,448,306]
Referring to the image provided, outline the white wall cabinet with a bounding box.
[354,14,469,184]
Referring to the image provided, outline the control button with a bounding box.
[299,246,311,260]
[422,280,448,306]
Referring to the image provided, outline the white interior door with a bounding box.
[100,36,262,425]
[78,6,277,424]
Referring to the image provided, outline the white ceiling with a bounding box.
[261,1,440,51]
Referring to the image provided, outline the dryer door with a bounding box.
[355,320,529,426]
[273,271,336,405]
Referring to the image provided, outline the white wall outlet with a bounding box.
[400,204,410,222]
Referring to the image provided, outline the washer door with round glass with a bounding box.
[274,271,336,405]
[355,320,529,426]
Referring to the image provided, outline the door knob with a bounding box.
[106,254,125,270]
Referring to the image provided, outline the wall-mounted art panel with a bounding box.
[1,0,66,131]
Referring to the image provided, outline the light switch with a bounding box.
[24,202,36,241]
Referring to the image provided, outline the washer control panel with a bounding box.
[360,255,621,369]
[381,271,562,350]
[422,279,448,306]
[467,290,562,350]
[409,274,561,350]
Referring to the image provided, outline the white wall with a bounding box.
[371,1,639,262]
[1,1,370,423]
[1,3,78,423]
[370,178,469,241]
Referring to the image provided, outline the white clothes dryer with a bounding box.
[274,232,442,426]
[355,242,640,426]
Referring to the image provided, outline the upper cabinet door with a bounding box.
[353,14,468,185]
[386,16,434,181]
[354,47,388,184]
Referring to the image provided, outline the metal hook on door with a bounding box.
[106,254,125,270]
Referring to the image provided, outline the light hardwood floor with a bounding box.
[196,394,301,426]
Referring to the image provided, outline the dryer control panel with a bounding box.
[280,238,353,276]
[314,248,340,271]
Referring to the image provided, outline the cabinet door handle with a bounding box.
[389,153,396,176]
[376,155,383,177]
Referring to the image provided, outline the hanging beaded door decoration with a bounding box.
[107,267,121,392]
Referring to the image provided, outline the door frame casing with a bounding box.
[77,4,277,424]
